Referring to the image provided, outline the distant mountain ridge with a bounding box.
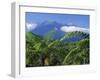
[32,21,65,39]
[60,31,89,42]
[26,21,89,42]
[26,30,89,43]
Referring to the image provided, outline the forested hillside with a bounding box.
[26,31,89,67]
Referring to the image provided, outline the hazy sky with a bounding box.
[26,12,89,29]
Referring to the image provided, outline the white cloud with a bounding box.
[60,26,89,33]
[26,23,37,31]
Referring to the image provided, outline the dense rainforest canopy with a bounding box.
[26,31,89,67]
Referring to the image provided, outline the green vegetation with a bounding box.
[26,31,90,67]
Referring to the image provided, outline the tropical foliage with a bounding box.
[26,31,90,67]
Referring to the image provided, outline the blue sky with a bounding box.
[26,12,89,29]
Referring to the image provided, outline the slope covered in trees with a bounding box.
[26,31,90,67]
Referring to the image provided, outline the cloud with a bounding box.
[26,23,38,31]
[60,26,89,33]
